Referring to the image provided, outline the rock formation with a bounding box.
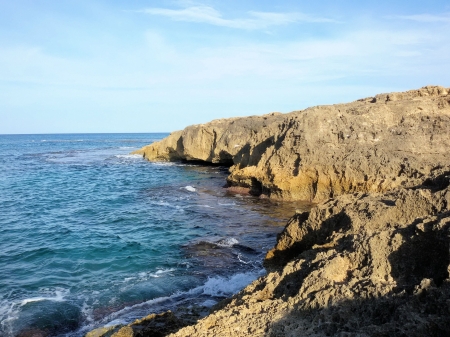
[169,174,450,336]
[133,85,450,202]
[86,86,450,336]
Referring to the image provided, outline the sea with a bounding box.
[0,133,308,337]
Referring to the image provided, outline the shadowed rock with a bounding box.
[167,175,450,337]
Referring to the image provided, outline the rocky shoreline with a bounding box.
[89,86,450,336]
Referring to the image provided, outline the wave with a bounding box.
[216,237,239,247]
[41,139,84,143]
[72,269,264,336]
[217,202,236,206]
[137,268,176,280]
[148,200,185,211]
[114,154,143,160]
[202,269,264,297]
[183,186,196,192]
[0,288,70,336]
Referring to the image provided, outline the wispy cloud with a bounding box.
[138,5,337,29]
[391,13,450,23]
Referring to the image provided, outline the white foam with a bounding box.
[102,295,172,325]
[76,270,264,334]
[20,288,67,306]
[202,270,264,297]
[148,268,175,278]
[184,186,196,192]
[218,202,236,206]
[104,318,129,327]
[150,201,185,212]
[133,268,176,281]
[237,253,249,264]
[20,297,48,306]
[114,154,142,159]
[216,237,239,248]
[0,288,69,336]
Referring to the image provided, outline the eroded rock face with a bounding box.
[168,175,450,337]
[134,86,450,202]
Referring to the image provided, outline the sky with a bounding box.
[1,0,450,134]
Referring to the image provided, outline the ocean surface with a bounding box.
[0,133,307,337]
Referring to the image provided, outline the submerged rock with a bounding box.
[86,310,201,337]
[134,85,450,202]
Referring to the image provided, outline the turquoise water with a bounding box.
[0,133,302,336]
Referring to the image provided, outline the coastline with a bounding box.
[89,86,450,336]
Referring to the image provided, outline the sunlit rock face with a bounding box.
[134,86,450,202]
[118,86,450,337]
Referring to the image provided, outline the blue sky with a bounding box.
[1,0,449,133]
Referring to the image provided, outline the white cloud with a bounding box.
[392,13,450,23]
[139,5,337,29]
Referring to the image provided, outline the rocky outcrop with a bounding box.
[134,85,450,202]
[168,174,450,337]
[103,85,450,337]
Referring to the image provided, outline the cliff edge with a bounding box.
[134,85,450,202]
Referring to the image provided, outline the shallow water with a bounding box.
[0,133,309,336]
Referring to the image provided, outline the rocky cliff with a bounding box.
[168,173,450,337]
[98,86,450,337]
[134,86,450,202]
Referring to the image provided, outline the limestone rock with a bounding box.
[123,86,450,336]
[168,174,450,337]
[134,86,450,202]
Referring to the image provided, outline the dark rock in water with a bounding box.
[16,301,81,337]
[16,328,49,337]
[86,310,201,337]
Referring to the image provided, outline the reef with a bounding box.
[90,86,450,336]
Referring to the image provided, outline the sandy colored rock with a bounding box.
[85,326,116,337]
[134,85,450,202]
[168,174,450,337]
[113,85,450,336]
